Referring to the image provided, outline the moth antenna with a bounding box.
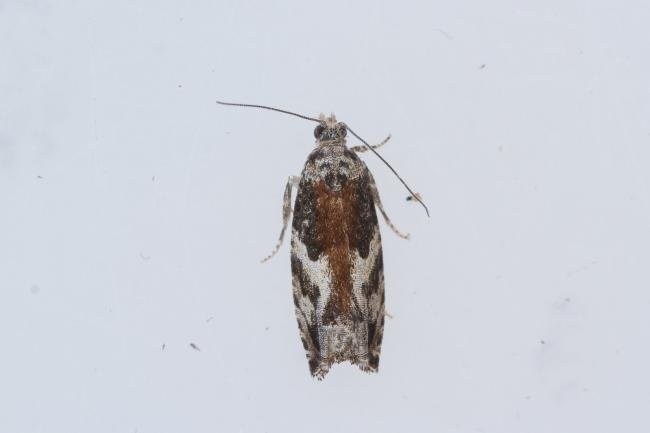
[345,126,430,217]
[217,100,429,216]
[216,100,322,123]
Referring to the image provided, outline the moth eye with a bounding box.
[314,125,325,138]
[339,127,347,138]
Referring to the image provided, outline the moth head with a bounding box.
[314,113,347,143]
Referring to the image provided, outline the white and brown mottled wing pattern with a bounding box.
[290,143,385,379]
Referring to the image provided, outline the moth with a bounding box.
[217,101,428,379]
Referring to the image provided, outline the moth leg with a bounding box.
[261,176,300,263]
[350,134,391,153]
[368,172,410,240]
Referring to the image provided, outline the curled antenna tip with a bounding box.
[346,126,429,217]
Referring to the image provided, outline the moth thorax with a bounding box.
[308,146,361,191]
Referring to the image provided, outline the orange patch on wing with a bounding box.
[314,180,359,324]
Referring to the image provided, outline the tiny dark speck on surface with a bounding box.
[190,343,200,351]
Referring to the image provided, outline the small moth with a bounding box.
[217,101,428,379]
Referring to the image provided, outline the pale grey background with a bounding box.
[1,1,649,432]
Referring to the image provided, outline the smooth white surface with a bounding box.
[2,1,649,432]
